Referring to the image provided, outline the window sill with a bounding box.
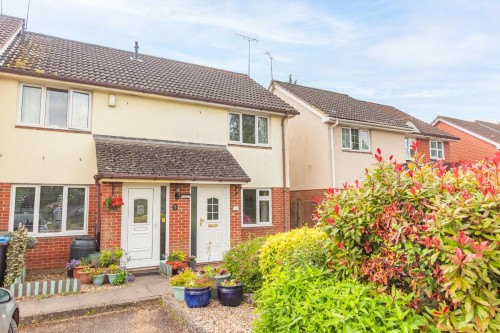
[241,223,273,228]
[27,231,88,238]
[15,124,91,134]
[341,149,372,154]
[228,143,272,150]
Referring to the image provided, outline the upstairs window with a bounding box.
[229,113,269,146]
[405,138,416,160]
[19,84,91,130]
[341,128,370,151]
[430,141,444,160]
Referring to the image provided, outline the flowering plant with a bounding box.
[166,261,187,270]
[188,255,196,262]
[102,195,124,210]
[66,259,81,270]
[219,279,240,287]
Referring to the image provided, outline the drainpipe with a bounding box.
[329,120,339,189]
[281,112,289,231]
[94,175,102,250]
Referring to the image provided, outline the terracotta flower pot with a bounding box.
[73,265,90,279]
[79,271,92,284]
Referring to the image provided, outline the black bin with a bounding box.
[70,236,97,260]
[0,236,10,287]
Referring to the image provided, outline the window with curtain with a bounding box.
[242,189,271,226]
[228,113,269,146]
[341,127,370,151]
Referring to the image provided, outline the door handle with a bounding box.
[200,218,204,226]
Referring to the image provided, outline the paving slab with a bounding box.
[19,274,171,324]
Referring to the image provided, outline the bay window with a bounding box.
[19,84,91,130]
[242,189,271,226]
[10,185,88,236]
[229,113,269,146]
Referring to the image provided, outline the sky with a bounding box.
[2,0,500,123]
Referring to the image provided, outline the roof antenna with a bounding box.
[134,41,139,59]
[25,0,31,29]
[265,51,275,81]
[235,33,258,76]
[1,0,3,15]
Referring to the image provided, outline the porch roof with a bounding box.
[94,135,251,182]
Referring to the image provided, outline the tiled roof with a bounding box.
[94,136,251,182]
[435,116,500,144]
[274,81,458,140]
[0,15,23,51]
[0,17,296,115]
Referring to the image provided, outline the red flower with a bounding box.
[411,140,419,152]
[327,187,335,194]
[313,196,320,204]
[337,241,345,250]
[376,148,382,155]
[335,204,340,215]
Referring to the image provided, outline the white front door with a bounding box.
[197,186,229,262]
[124,187,159,268]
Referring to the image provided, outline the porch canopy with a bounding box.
[94,135,251,182]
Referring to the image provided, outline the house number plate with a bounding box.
[207,224,218,228]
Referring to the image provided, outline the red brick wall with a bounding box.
[168,184,191,256]
[99,183,122,250]
[0,184,11,231]
[435,122,498,162]
[416,139,452,163]
[229,185,242,243]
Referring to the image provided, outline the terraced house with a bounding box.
[270,81,459,227]
[0,15,297,272]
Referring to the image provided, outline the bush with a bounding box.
[170,268,197,287]
[259,227,328,278]
[315,147,500,332]
[223,237,266,293]
[254,266,430,333]
[3,226,28,287]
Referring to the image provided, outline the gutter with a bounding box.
[94,174,251,183]
[281,112,290,232]
[322,117,412,133]
[95,177,102,250]
[329,120,339,189]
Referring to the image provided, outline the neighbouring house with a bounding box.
[0,15,298,272]
[432,116,500,161]
[269,81,459,228]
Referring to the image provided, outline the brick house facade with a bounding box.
[432,117,500,162]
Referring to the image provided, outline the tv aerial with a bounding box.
[235,33,258,76]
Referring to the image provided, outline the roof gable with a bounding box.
[0,15,23,53]
[0,17,296,115]
[434,116,500,145]
[274,81,458,140]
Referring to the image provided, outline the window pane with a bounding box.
[259,190,270,197]
[20,86,41,124]
[134,199,148,223]
[67,188,85,231]
[13,187,36,232]
[430,141,437,149]
[207,198,219,221]
[437,142,443,150]
[360,131,369,150]
[351,129,359,150]
[342,128,350,148]
[71,92,90,129]
[258,117,268,144]
[259,200,270,223]
[39,186,63,233]
[242,190,256,224]
[242,114,256,144]
[45,89,68,127]
[229,113,240,142]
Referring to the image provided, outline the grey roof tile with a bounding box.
[0,15,23,51]
[274,81,459,140]
[94,136,250,182]
[436,116,500,144]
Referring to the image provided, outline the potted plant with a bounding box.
[79,266,93,284]
[91,268,107,286]
[73,257,91,279]
[188,255,197,270]
[170,268,197,301]
[65,259,80,278]
[218,279,244,307]
[102,195,124,210]
[107,264,121,284]
[165,250,187,276]
[214,267,231,285]
[184,277,214,308]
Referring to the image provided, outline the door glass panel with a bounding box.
[134,199,148,223]
[13,187,36,232]
[207,197,219,221]
[39,186,63,233]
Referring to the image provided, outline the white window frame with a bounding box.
[405,138,416,160]
[228,112,270,147]
[241,188,272,227]
[17,84,92,131]
[430,141,445,160]
[9,185,89,237]
[341,127,370,152]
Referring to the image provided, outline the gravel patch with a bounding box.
[165,295,257,333]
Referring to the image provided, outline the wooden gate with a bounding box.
[290,200,317,229]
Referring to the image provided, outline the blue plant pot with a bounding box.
[172,286,185,301]
[107,273,119,285]
[214,273,231,285]
[184,287,211,308]
[218,283,243,307]
[92,274,106,286]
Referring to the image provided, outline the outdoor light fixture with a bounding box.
[108,94,116,107]
[175,185,181,200]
